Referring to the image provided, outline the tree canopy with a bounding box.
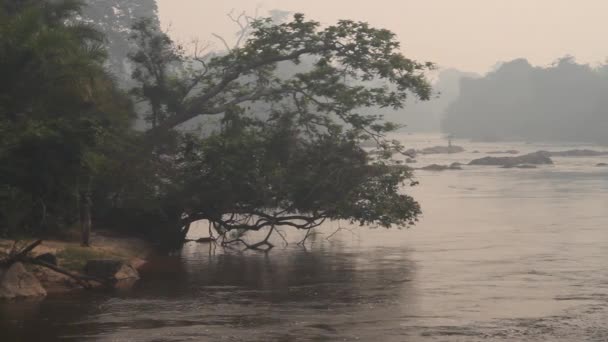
[125,13,433,247]
[1,1,434,248]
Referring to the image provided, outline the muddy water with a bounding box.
[1,134,608,341]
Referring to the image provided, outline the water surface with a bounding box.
[2,134,608,341]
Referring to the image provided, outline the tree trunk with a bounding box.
[80,181,92,247]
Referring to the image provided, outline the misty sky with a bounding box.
[158,0,608,73]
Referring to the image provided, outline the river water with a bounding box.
[2,133,608,341]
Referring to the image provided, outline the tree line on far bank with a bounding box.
[442,57,608,144]
[0,0,433,248]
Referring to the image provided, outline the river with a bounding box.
[2,133,608,341]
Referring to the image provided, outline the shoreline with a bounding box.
[0,232,153,298]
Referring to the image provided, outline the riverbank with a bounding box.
[0,231,152,297]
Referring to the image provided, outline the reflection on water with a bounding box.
[1,134,608,341]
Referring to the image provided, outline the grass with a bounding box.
[56,246,126,272]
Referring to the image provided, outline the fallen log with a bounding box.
[1,240,111,289]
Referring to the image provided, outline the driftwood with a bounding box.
[1,240,43,266]
[0,240,110,289]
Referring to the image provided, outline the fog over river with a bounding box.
[2,133,607,341]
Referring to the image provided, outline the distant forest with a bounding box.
[442,57,608,144]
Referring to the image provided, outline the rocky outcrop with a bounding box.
[449,162,463,169]
[545,149,608,157]
[469,151,553,167]
[418,145,465,155]
[419,164,448,171]
[0,262,47,300]
[419,162,463,171]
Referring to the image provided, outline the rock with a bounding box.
[418,145,465,155]
[113,264,139,289]
[0,262,47,300]
[419,164,448,171]
[419,163,462,171]
[84,260,140,288]
[546,149,608,157]
[469,151,553,167]
[449,162,463,170]
[405,158,417,164]
[472,150,480,153]
[502,164,537,169]
[596,163,608,167]
[487,150,519,154]
[34,253,57,266]
[128,258,147,271]
[403,149,417,157]
[31,266,79,295]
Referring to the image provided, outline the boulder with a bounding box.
[84,260,140,288]
[113,264,140,289]
[128,258,147,271]
[596,163,608,167]
[469,151,553,167]
[0,262,47,300]
[34,253,57,266]
[405,158,417,164]
[31,266,79,294]
[418,145,465,155]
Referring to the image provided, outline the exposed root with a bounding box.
[325,224,357,240]
[274,228,289,247]
[297,228,313,246]
[221,226,275,251]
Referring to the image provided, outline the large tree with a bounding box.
[125,14,434,248]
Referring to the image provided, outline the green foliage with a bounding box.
[56,245,122,271]
[0,0,134,237]
[1,2,432,245]
[125,13,433,242]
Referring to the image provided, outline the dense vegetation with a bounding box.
[0,0,133,243]
[0,0,433,248]
[442,57,608,144]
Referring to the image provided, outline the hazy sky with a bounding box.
[158,0,608,73]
